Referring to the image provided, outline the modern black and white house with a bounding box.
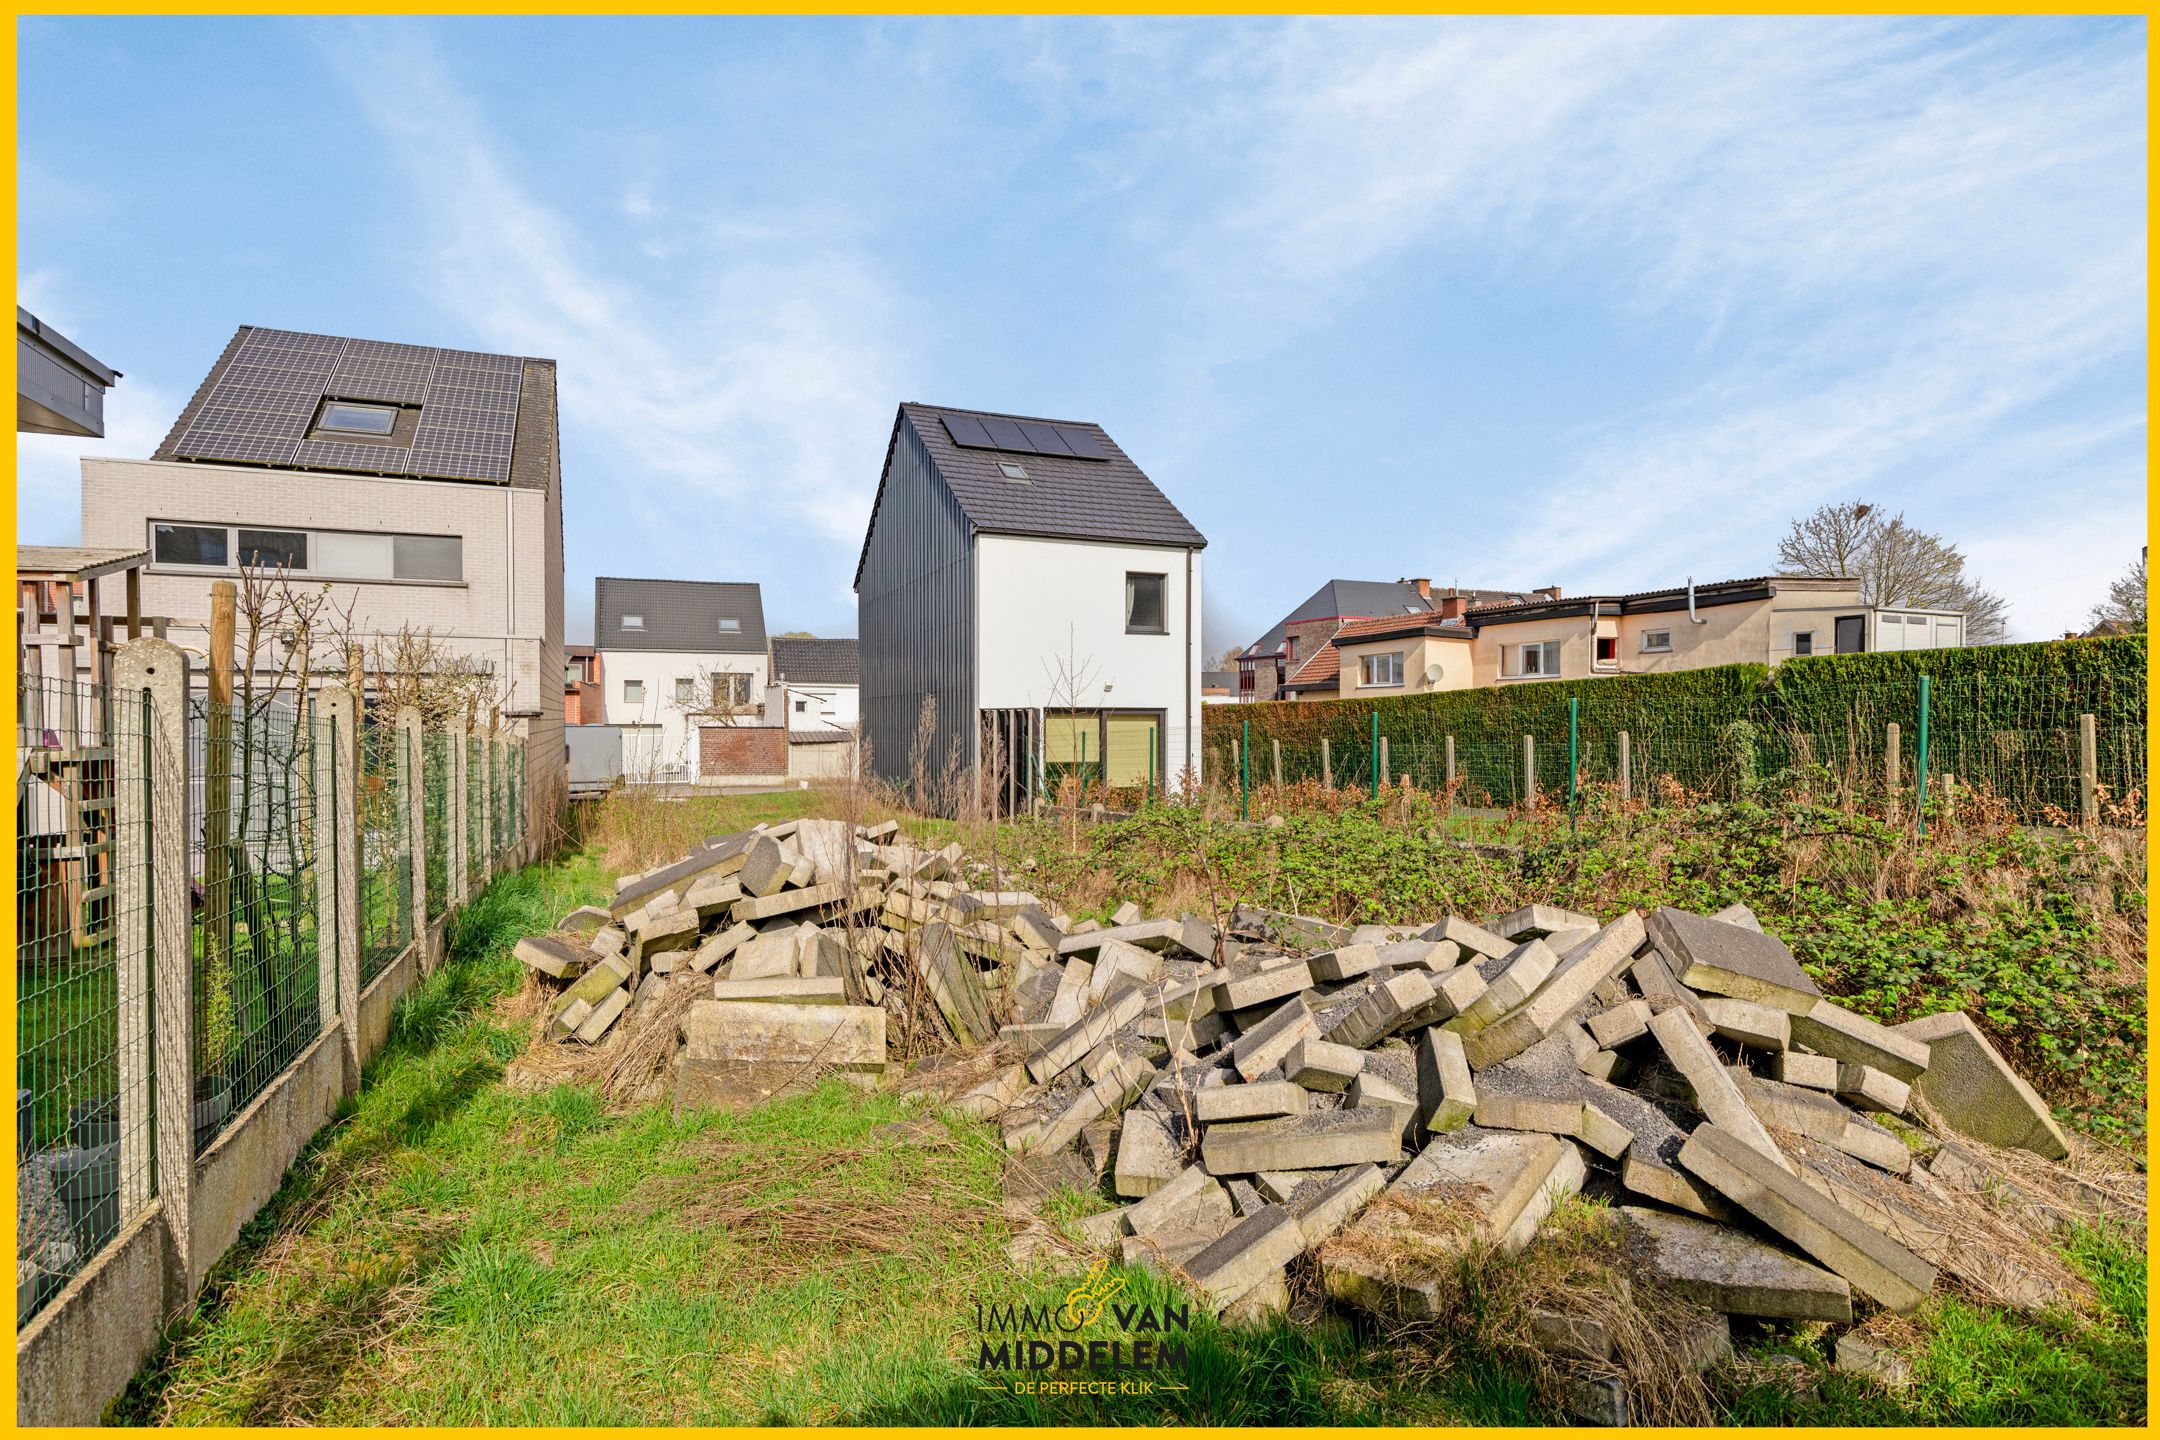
[854,403,1207,809]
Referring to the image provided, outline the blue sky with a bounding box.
[16,16,2147,649]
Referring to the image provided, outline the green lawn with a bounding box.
[110,796,2146,1426]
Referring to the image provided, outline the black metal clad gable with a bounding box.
[857,417,976,790]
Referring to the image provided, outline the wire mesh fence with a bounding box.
[358,718,412,984]
[188,697,322,1145]
[424,731,450,914]
[17,677,158,1322]
[465,735,484,891]
[1207,670,2147,826]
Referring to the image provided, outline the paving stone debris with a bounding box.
[515,823,2092,1410]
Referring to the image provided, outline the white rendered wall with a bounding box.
[974,534,1204,787]
[596,648,768,774]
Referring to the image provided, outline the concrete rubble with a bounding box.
[515,833,2098,1422]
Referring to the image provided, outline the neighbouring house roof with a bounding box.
[152,324,558,489]
[854,403,1206,587]
[594,577,767,655]
[1465,574,1859,626]
[1201,669,1238,691]
[789,728,855,745]
[1239,581,1534,662]
[771,636,860,687]
[1284,643,1343,690]
[1327,613,1478,648]
[566,644,595,659]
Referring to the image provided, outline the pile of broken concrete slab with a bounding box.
[515,816,1074,1107]
[966,896,2082,1411]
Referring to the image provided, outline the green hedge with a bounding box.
[1205,635,2147,816]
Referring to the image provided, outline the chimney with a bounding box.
[1539,585,1563,602]
[1439,593,1468,621]
[1410,577,1431,602]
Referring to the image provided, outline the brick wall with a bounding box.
[699,724,786,778]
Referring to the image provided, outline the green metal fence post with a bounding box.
[1369,711,1380,800]
[1916,674,1931,837]
[1240,719,1250,821]
[1567,697,1579,830]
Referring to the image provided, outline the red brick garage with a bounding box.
[699,724,787,779]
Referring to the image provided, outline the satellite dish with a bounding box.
[1422,662,1445,687]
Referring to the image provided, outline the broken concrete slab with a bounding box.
[678,999,886,1074]
[1230,995,1319,1082]
[1202,1105,1403,1175]
[739,834,797,898]
[1034,1054,1155,1153]
[1216,957,1315,1012]
[1616,1205,1851,1322]
[709,975,847,1005]
[1459,912,1646,1069]
[1196,1080,1309,1124]
[1448,938,1559,1034]
[515,934,591,979]
[1321,1126,1586,1318]
[1283,1037,1364,1093]
[1701,996,1790,1052]
[1347,1069,1419,1142]
[1789,998,1931,1082]
[1415,1026,1477,1133]
[1185,1206,1308,1308]
[1420,915,1514,960]
[732,880,850,924]
[1285,1161,1386,1247]
[1648,1007,1790,1170]
[1677,1122,1935,1313]
[1113,1111,1184,1199]
[1895,1010,2069,1160]
[1492,904,1601,941]
[1647,907,1820,1014]
[1028,985,1153,1084]
[1629,946,1708,1023]
[1324,970,1438,1051]
[1306,944,1383,984]
[1770,1051,1838,1091]
[573,987,631,1043]
[1836,1063,1910,1116]
[1126,1163,1234,1238]
[1588,999,1652,1049]
[1057,918,1183,957]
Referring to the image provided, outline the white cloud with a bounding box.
[311,19,909,591]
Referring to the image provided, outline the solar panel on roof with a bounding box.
[979,416,1031,451]
[1017,421,1072,455]
[169,326,523,483]
[941,413,994,448]
[1053,425,1107,460]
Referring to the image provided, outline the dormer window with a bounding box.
[718,617,741,634]
[622,614,645,631]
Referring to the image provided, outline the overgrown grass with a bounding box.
[107,792,2146,1426]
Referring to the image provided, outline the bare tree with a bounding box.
[2087,550,2147,634]
[1778,500,2010,644]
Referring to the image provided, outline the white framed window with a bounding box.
[1641,629,1673,652]
[1360,651,1405,687]
[674,677,695,703]
[621,614,645,631]
[1515,640,1562,676]
[148,520,461,581]
[1792,630,1815,656]
[622,679,645,704]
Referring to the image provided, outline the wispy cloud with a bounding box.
[310,19,912,621]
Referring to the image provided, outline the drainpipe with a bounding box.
[1184,547,1195,787]
[1686,576,1706,624]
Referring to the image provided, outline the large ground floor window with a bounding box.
[1042,708,1164,788]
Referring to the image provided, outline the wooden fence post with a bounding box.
[399,707,428,957]
[1445,735,1456,787]
[1271,738,1283,789]
[1885,722,1901,823]
[1378,737,1390,789]
[2078,712,2098,827]
[1321,738,1332,788]
[1523,734,1537,808]
[448,714,470,905]
[1617,730,1631,801]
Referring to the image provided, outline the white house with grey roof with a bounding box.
[768,636,859,734]
[594,576,768,781]
[855,403,1207,810]
[79,322,565,829]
